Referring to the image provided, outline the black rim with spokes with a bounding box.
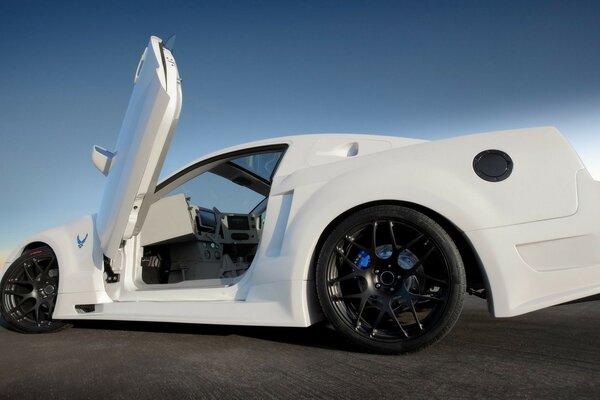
[325,219,452,341]
[1,251,60,329]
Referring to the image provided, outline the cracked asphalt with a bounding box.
[0,297,599,399]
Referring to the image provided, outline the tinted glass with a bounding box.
[168,171,264,213]
[231,151,282,182]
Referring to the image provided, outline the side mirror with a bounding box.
[92,145,115,176]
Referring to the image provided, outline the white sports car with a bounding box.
[2,36,599,354]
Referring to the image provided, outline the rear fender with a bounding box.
[263,127,584,301]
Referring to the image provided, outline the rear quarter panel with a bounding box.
[277,126,582,233]
[250,127,586,318]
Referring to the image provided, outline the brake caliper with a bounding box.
[354,250,371,270]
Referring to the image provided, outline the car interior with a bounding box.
[137,150,284,286]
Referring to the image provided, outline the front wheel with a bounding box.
[315,205,466,354]
[1,246,68,333]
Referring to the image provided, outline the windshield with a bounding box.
[231,151,282,182]
[168,171,265,213]
[164,149,285,213]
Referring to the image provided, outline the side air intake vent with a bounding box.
[75,304,96,313]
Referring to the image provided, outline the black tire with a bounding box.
[0,246,69,333]
[315,205,466,354]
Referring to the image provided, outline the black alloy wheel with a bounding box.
[315,205,466,354]
[1,246,68,333]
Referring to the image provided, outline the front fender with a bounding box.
[1,215,111,315]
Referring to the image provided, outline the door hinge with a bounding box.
[103,255,120,283]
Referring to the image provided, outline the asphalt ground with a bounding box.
[0,296,598,400]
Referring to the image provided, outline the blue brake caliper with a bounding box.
[354,250,371,270]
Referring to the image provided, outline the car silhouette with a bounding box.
[2,36,599,354]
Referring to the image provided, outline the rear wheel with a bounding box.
[315,205,466,354]
[1,246,68,333]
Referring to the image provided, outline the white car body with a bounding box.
[3,36,600,331]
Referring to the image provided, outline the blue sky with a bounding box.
[1,0,599,262]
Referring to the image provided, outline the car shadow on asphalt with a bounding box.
[68,319,361,353]
[0,318,10,329]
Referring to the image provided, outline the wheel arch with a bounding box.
[22,241,54,255]
[309,200,494,314]
[16,241,61,283]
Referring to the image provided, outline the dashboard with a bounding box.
[194,207,260,244]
